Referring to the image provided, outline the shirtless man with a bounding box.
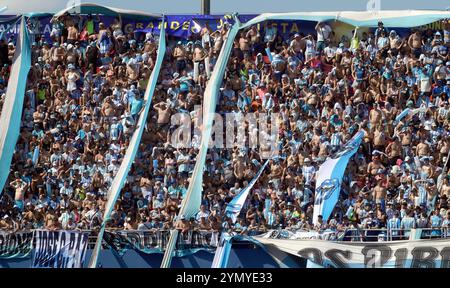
[416,138,430,157]
[33,105,46,125]
[245,26,260,45]
[439,177,450,199]
[101,97,116,118]
[239,32,250,54]
[421,158,435,179]
[408,30,423,58]
[50,43,65,66]
[175,215,191,234]
[399,127,412,156]
[193,44,207,82]
[367,154,385,176]
[372,125,386,151]
[234,157,246,183]
[385,136,402,164]
[289,34,304,57]
[173,42,187,73]
[144,34,157,55]
[369,103,383,131]
[42,43,52,63]
[9,172,29,210]
[269,159,283,188]
[373,179,387,210]
[437,137,450,163]
[154,102,172,127]
[67,23,78,45]
[66,44,79,65]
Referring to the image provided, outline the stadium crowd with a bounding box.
[1,14,450,241]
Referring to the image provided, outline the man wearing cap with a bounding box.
[289,33,305,59]
[301,158,316,186]
[50,42,65,66]
[175,214,191,234]
[110,116,123,141]
[0,215,13,230]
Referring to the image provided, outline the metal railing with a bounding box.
[18,229,263,249]
[338,228,450,242]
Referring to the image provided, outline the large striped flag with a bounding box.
[225,159,270,222]
[211,158,270,268]
[312,131,364,224]
[0,17,31,197]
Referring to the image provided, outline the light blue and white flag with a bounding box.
[211,232,233,268]
[395,108,411,123]
[211,158,269,268]
[32,146,39,166]
[265,47,273,62]
[225,159,270,222]
[312,131,364,224]
[0,17,31,197]
[264,198,272,220]
[191,20,202,34]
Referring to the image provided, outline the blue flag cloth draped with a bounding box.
[312,131,364,225]
[265,47,273,62]
[395,108,411,123]
[0,17,31,196]
[211,158,270,268]
[225,159,270,222]
[211,232,233,268]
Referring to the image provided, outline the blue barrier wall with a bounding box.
[0,245,306,268]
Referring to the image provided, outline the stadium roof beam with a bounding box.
[51,2,162,20]
[241,10,450,29]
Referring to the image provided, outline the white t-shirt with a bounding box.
[60,186,73,198]
[196,210,210,221]
[317,25,332,42]
[305,39,315,55]
[419,75,431,93]
[324,46,336,58]
[177,153,190,172]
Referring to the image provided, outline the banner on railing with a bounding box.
[261,229,340,241]
[104,230,217,257]
[32,230,89,268]
[0,231,33,259]
[256,236,450,268]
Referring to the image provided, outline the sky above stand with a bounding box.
[0,0,448,15]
